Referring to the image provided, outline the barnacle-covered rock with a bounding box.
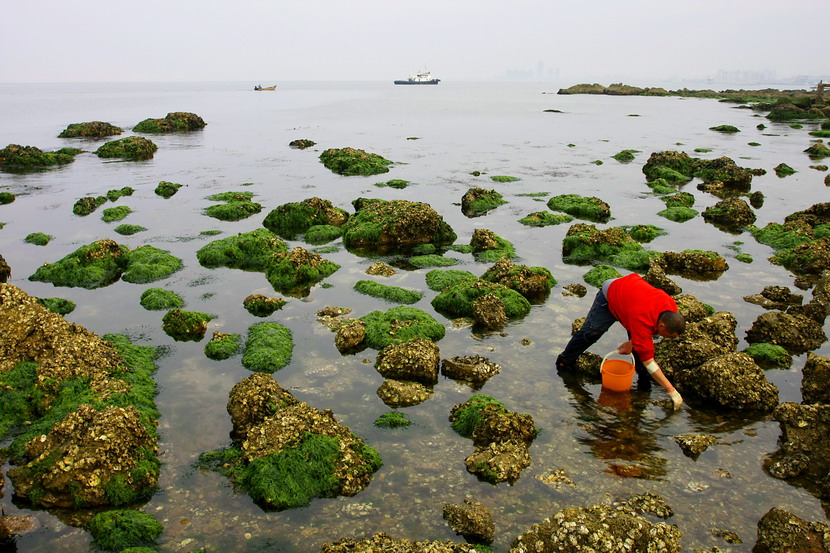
[320,532,472,553]
[644,256,682,295]
[654,311,738,378]
[661,250,729,280]
[442,499,495,544]
[375,338,440,385]
[366,262,396,277]
[472,293,508,330]
[480,258,555,300]
[674,433,717,459]
[343,198,456,254]
[745,311,827,355]
[767,402,830,493]
[754,507,830,553]
[802,353,830,405]
[441,355,501,388]
[675,352,779,411]
[743,285,803,310]
[376,379,433,407]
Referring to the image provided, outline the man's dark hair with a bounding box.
[659,311,686,335]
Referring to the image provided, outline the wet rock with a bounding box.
[674,433,718,459]
[674,293,713,323]
[767,402,830,486]
[265,246,339,297]
[625,492,674,519]
[744,286,803,310]
[204,331,242,361]
[480,258,555,300]
[562,283,587,297]
[753,507,830,553]
[644,256,682,295]
[366,262,396,277]
[262,197,349,240]
[661,250,729,279]
[703,197,757,230]
[320,532,472,553]
[317,305,352,318]
[655,311,738,377]
[95,136,157,160]
[243,294,286,317]
[227,373,299,439]
[376,379,432,407]
[161,308,214,341]
[441,355,501,388]
[574,351,603,381]
[289,139,315,149]
[470,228,500,251]
[133,112,206,133]
[461,187,506,216]
[342,198,456,253]
[464,440,532,484]
[442,499,495,544]
[58,121,122,138]
[745,311,827,355]
[0,254,9,282]
[0,514,39,539]
[675,352,779,412]
[472,293,508,330]
[510,501,682,553]
[802,353,830,405]
[375,338,440,385]
[0,143,82,170]
[319,147,392,176]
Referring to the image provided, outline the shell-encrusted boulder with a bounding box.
[702,197,757,230]
[509,501,682,553]
[262,197,349,240]
[661,250,728,279]
[470,228,500,251]
[644,256,682,295]
[265,246,339,297]
[753,507,830,553]
[365,262,396,277]
[673,293,712,323]
[767,402,830,487]
[802,353,830,405]
[375,338,440,385]
[441,355,501,388]
[744,285,804,310]
[745,311,827,355]
[8,404,157,508]
[334,319,366,353]
[342,198,456,253]
[227,373,299,439]
[442,499,495,544]
[674,433,717,459]
[654,311,738,377]
[675,352,779,412]
[0,254,9,283]
[464,440,532,484]
[376,379,433,407]
[480,258,555,300]
[470,405,537,447]
[472,293,508,330]
[320,532,472,553]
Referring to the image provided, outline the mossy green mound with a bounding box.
[470,229,516,262]
[73,195,108,216]
[547,194,611,223]
[490,175,519,183]
[645,178,677,195]
[375,179,410,189]
[262,197,349,240]
[425,269,477,292]
[0,144,82,171]
[461,187,507,215]
[710,125,740,133]
[139,288,184,310]
[562,223,655,270]
[24,232,52,246]
[662,192,695,209]
[106,186,134,201]
[304,225,343,245]
[409,254,458,268]
[102,205,132,222]
[612,149,637,162]
[804,141,830,160]
[643,151,754,191]
[319,147,393,176]
[480,259,555,301]
[161,308,214,341]
[449,394,507,438]
[354,280,423,304]
[36,297,76,315]
[360,306,445,350]
[121,246,182,284]
[374,412,412,428]
[583,264,623,287]
[289,138,316,149]
[88,509,163,552]
[115,224,147,236]
[197,228,287,271]
[774,163,796,177]
[29,239,129,288]
[342,198,457,253]
[518,210,574,227]
[743,342,792,369]
[204,191,262,222]
[0,191,15,204]
[658,206,699,222]
[133,112,207,133]
[242,322,294,372]
[628,224,666,243]
[431,278,531,320]
[735,253,753,263]
[154,181,182,198]
[243,294,286,317]
[204,332,242,360]
[58,121,122,138]
[264,247,339,296]
[95,137,157,161]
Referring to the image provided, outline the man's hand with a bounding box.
[617,341,633,355]
[669,389,683,410]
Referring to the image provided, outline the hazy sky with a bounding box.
[2,0,828,84]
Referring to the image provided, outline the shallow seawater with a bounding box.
[0,81,828,552]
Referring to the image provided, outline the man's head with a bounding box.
[657,311,686,338]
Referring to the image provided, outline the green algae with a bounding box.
[462,188,507,214]
[450,394,507,438]
[375,179,410,189]
[0,361,39,440]
[374,412,412,428]
[133,112,206,133]
[360,306,445,350]
[431,278,531,320]
[204,192,263,222]
[409,254,458,268]
[37,297,76,315]
[518,211,573,227]
[58,121,122,138]
[197,228,287,271]
[0,144,82,171]
[121,246,182,284]
[107,186,134,201]
[304,225,342,245]
[319,147,393,176]
[102,205,132,222]
[162,309,215,341]
[154,181,182,198]
[425,269,477,292]
[88,509,163,552]
[735,253,753,263]
[115,224,147,236]
[0,192,15,204]
[583,264,622,287]
[354,280,423,304]
[804,141,830,160]
[73,195,108,216]
[612,149,637,162]
[289,138,316,149]
[662,192,695,209]
[243,294,286,317]
[627,224,666,243]
[710,125,740,133]
[658,206,699,222]
[471,231,516,263]
[140,288,184,310]
[242,322,294,372]
[204,332,242,360]
[562,224,655,270]
[264,248,339,296]
[490,175,519,183]
[645,178,677,195]
[24,232,52,246]
[547,194,610,223]
[29,239,129,288]
[262,197,349,240]
[95,137,158,161]
[742,342,792,369]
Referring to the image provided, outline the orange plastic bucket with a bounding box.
[600,351,635,392]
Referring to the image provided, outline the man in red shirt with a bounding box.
[556,273,686,409]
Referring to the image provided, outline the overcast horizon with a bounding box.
[2,0,828,85]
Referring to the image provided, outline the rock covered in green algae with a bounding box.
[58,121,122,138]
[676,351,779,411]
[628,224,666,242]
[154,180,182,198]
[319,147,393,176]
[304,224,342,245]
[742,342,792,369]
[744,311,827,355]
[24,232,51,246]
[121,245,181,284]
[114,223,146,236]
[197,228,287,271]
[375,337,440,385]
[373,411,412,428]
[0,191,16,204]
[702,197,756,230]
[264,246,339,297]
[161,308,215,341]
[95,136,158,160]
[341,198,456,253]
[106,186,134,201]
[289,138,316,149]
[29,239,129,288]
[102,205,132,222]
[243,293,286,317]
[262,197,349,240]
[204,331,242,360]
[359,306,445,350]
[242,322,294,372]
[0,144,82,171]
[354,279,423,304]
[470,228,516,262]
[374,178,410,189]
[643,151,754,192]
[562,223,654,270]
[201,373,381,510]
[547,193,611,223]
[132,112,206,133]
[480,258,555,301]
[518,210,573,227]
[204,190,262,221]
[432,277,530,321]
[661,249,729,278]
[36,297,75,315]
[139,287,184,310]
[73,195,108,216]
[424,269,477,292]
[461,187,507,216]
[612,149,637,162]
[710,124,740,133]
[88,509,163,551]
[774,162,797,177]
[804,140,830,160]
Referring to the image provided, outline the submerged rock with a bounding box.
[265,246,339,297]
[320,533,471,553]
[767,402,830,495]
[480,258,555,301]
[702,197,757,230]
[655,311,738,377]
[319,147,392,176]
[375,338,440,385]
[376,379,432,407]
[472,293,508,330]
[95,136,157,160]
[262,197,349,240]
[243,293,286,317]
[162,308,214,341]
[461,187,507,216]
[441,355,501,388]
[0,144,82,171]
[674,433,718,459]
[754,507,830,553]
[335,319,366,353]
[744,285,803,310]
[442,499,495,544]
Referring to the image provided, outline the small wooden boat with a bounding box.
[254,85,277,91]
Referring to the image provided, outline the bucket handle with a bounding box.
[600,350,635,373]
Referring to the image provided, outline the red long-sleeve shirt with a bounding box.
[606,274,677,362]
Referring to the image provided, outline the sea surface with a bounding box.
[0,80,828,552]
